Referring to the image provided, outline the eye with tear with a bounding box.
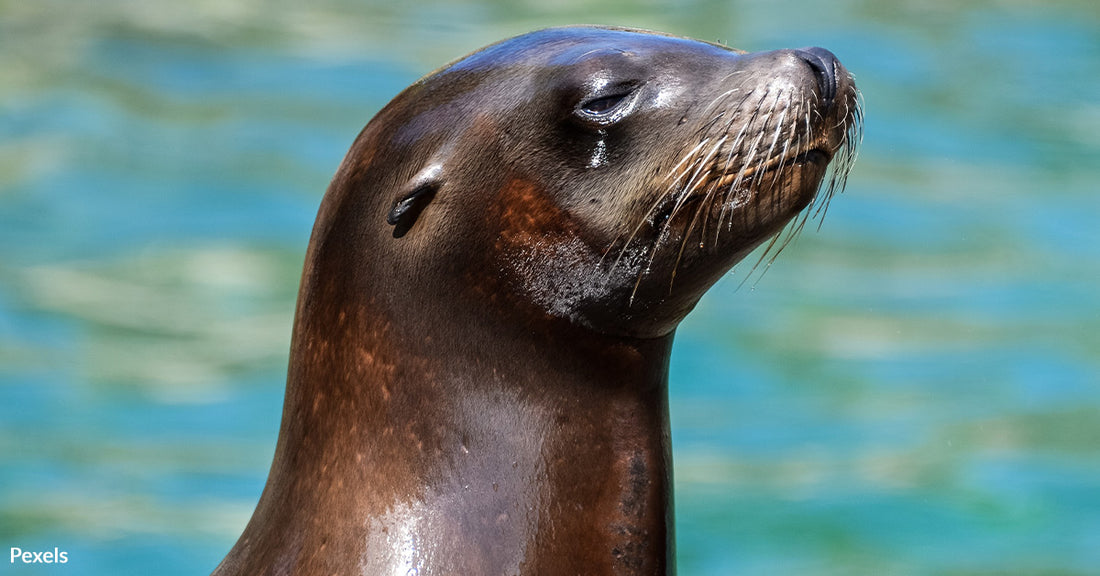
[575,84,640,125]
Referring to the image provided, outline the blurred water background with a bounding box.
[1,1,1098,574]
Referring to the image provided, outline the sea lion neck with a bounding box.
[231,242,679,575]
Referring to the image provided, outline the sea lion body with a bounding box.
[213,26,860,576]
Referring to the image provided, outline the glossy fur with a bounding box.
[213,26,860,576]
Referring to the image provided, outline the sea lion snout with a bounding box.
[796,47,841,104]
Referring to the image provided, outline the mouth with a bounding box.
[647,144,833,229]
[711,145,832,188]
[791,148,831,166]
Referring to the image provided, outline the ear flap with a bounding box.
[387,165,443,239]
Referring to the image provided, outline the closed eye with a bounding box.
[580,93,630,115]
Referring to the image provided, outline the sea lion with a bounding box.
[212,26,861,576]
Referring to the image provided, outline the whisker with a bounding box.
[615,70,863,303]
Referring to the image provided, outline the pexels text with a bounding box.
[10,547,69,564]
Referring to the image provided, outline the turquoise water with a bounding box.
[2,1,1098,575]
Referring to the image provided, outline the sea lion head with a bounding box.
[312,26,862,342]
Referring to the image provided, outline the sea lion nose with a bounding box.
[796,47,839,104]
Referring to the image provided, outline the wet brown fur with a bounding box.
[213,26,860,576]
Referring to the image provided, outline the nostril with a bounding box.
[796,47,839,104]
